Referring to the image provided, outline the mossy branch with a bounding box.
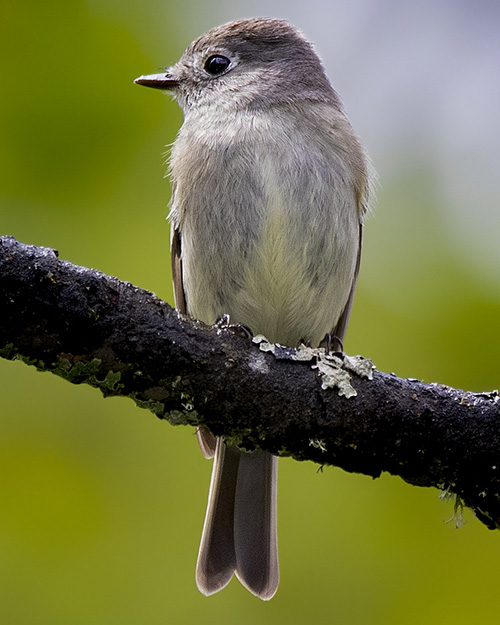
[1,235,499,529]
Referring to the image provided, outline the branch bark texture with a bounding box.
[1,236,499,529]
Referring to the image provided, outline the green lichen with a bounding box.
[96,369,122,391]
[223,433,246,448]
[56,357,102,383]
[164,408,200,426]
[134,397,166,417]
[0,343,16,360]
[277,446,290,456]
[183,409,200,427]
[0,344,43,369]
[166,409,190,424]
[15,353,42,369]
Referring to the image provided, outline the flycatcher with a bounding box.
[135,17,374,600]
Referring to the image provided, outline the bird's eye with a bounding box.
[204,55,231,75]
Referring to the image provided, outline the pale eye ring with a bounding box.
[204,55,231,75]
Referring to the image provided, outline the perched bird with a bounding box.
[135,17,373,600]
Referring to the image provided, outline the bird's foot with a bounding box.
[214,314,254,340]
[319,333,344,355]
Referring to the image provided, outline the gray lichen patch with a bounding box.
[291,344,317,362]
[309,438,327,452]
[343,354,375,380]
[248,351,270,374]
[253,336,375,398]
[313,356,357,397]
[252,334,275,353]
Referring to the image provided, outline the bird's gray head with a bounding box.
[135,18,341,112]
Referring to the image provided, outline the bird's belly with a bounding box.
[182,208,358,347]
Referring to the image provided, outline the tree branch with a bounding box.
[1,235,499,529]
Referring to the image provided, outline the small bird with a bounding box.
[135,17,374,600]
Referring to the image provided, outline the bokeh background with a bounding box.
[1,0,500,623]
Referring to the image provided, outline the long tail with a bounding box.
[195,437,279,600]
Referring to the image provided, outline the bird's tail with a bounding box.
[195,437,279,600]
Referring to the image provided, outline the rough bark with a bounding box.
[1,235,499,529]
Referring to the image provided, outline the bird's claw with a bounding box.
[214,315,254,340]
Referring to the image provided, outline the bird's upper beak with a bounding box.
[134,72,180,90]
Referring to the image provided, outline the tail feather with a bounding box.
[235,450,279,600]
[196,438,279,600]
[196,438,239,595]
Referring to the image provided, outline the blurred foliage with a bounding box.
[1,2,500,624]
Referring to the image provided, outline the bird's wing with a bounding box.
[171,226,186,315]
[172,226,217,458]
[331,222,363,349]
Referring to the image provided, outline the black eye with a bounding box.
[204,55,231,75]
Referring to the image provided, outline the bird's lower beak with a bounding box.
[134,72,180,90]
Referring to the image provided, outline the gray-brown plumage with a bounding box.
[135,17,374,600]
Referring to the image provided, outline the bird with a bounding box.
[135,17,374,600]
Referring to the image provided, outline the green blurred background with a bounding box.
[1,1,500,623]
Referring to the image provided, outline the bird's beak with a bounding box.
[134,72,180,90]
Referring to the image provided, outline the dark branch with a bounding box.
[1,235,500,529]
